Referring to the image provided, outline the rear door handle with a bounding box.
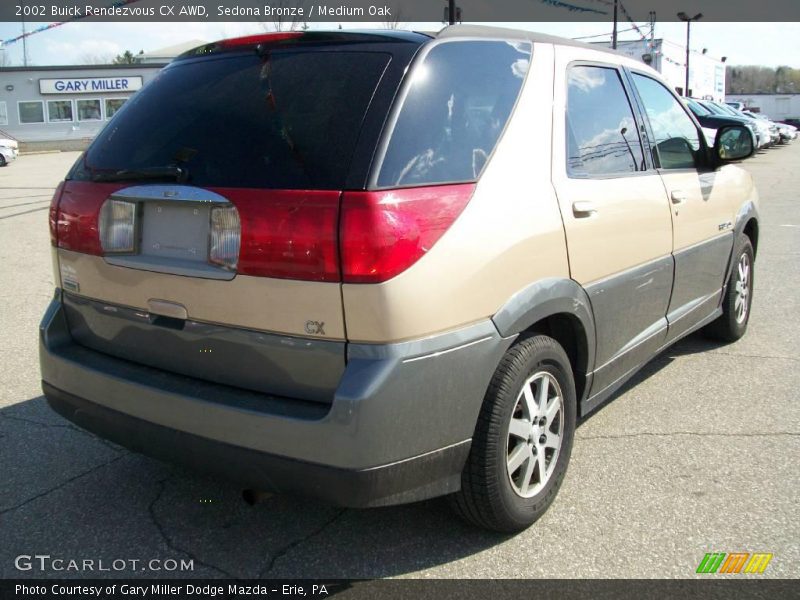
[670,190,688,204]
[572,201,597,218]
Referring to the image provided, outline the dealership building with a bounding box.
[596,38,727,101]
[725,93,800,120]
[0,63,167,150]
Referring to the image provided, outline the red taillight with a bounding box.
[340,184,475,284]
[56,181,127,255]
[218,32,304,48]
[48,181,66,246]
[215,188,341,283]
[51,182,473,285]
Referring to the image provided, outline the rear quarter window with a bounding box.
[375,40,531,188]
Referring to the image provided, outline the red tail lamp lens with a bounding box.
[340,184,475,283]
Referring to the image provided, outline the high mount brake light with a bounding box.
[217,32,304,48]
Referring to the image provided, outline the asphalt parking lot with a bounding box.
[0,147,798,580]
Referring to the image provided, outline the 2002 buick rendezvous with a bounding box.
[40,26,759,532]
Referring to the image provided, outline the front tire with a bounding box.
[450,334,576,532]
[706,235,754,342]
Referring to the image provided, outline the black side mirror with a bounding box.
[713,125,755,166]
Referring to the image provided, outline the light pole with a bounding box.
[612,0,618,49]
[678,11,703,97]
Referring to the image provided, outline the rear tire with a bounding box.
[706,235,754,342]
[0,155,6,167]
[450,334,576,532]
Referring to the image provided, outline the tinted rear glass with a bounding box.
[375,40,530,188]
[72,51,390,189]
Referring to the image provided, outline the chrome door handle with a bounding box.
[572,201,597,218]
[670,190,688,204]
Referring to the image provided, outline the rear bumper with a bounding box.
[44,383,470,507]
[40,291,513,507]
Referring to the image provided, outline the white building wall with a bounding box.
[0,64,164,144]
[596,38,726,101]
[726,94,800,120]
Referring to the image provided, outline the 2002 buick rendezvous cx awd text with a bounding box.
[40,25,759,532]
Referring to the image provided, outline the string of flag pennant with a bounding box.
[0,0,667,57]
[539,0,608,15]
[0,0,143,47]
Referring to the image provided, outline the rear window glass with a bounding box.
[375,40,530,188]
[73,51,390,189]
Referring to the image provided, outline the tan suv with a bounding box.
[40,26,759,532]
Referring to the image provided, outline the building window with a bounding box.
[47,100,74,122]
[105,98,128,119]
[77,99,102,121]
[0,101,7,126]
[18,101,45,124]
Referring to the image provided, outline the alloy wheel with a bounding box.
[734,252,751,324]
[506,371,564,498]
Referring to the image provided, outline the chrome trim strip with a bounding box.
[110,184,230,204]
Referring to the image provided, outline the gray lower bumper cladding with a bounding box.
[39,291,514,506]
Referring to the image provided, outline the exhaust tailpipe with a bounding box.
[242,489,274,505]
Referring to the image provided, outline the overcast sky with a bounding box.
[1,21,799,68]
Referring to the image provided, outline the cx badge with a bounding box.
[305,321,326,336]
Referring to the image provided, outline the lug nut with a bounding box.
[539,435,547,444]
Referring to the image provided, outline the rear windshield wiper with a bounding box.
[90,165,188,183]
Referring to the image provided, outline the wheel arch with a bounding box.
[735,200,759,256]
[492,278,596,403]
[723,201,759,287]
[742,217,759,257]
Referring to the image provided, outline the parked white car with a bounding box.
[0,138,19,166]
[742,111,785,145]
[709,102,772,149]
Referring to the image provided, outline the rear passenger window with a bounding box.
[631,73,702,170]
[376,41,531,188]
[566,65,645,177]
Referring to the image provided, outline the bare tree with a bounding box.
[382,4,404,30]
[81,52,116,65]
[727,65,800,94]
[260,0,308,32]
